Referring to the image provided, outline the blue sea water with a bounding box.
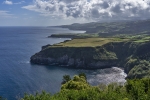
[0,27,126,100]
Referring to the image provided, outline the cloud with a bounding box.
[14,1,25,4]
[3,0,25,5]
[22,0,150,21]
[3,0,13,5]
[0,10,14,18]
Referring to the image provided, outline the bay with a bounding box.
[0,27,126,100]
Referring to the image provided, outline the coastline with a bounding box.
[30,26,150,79]
[30,41,134,71]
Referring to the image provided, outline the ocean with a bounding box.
[0,27,126,100]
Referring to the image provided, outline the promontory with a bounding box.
[31,35,150,79]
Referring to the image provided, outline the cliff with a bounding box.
[30,37,150,79]
[31,46,118,69]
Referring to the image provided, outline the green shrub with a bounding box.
[21,75,150,100]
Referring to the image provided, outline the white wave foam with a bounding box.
[87,67,127,86]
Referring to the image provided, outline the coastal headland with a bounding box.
[31,20,150,79]
[31,34,150,79]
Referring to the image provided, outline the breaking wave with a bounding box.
[87,67,127,86]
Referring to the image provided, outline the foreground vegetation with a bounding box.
[21,74,150,100]
[0,96,5,100]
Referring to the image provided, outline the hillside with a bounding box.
[56,20,150,36]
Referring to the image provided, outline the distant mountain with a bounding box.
[57,19,150,36]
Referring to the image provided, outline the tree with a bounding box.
[79,73,87,81]
[61,75,71,84]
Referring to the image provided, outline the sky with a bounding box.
[0,0,150,26]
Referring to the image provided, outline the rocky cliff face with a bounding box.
[31,41,150,78]
[30,42,137,69]
[30,55,117,69]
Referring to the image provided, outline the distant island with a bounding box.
[31,20,150,79]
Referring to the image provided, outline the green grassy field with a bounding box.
[52,37,129,47]
[51,35,150,47]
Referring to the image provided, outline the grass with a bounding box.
[49,33,150,47]
[133,35,150,42]
[52,37,130,47]
[48,31,150,47]
[134,40,150,43]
